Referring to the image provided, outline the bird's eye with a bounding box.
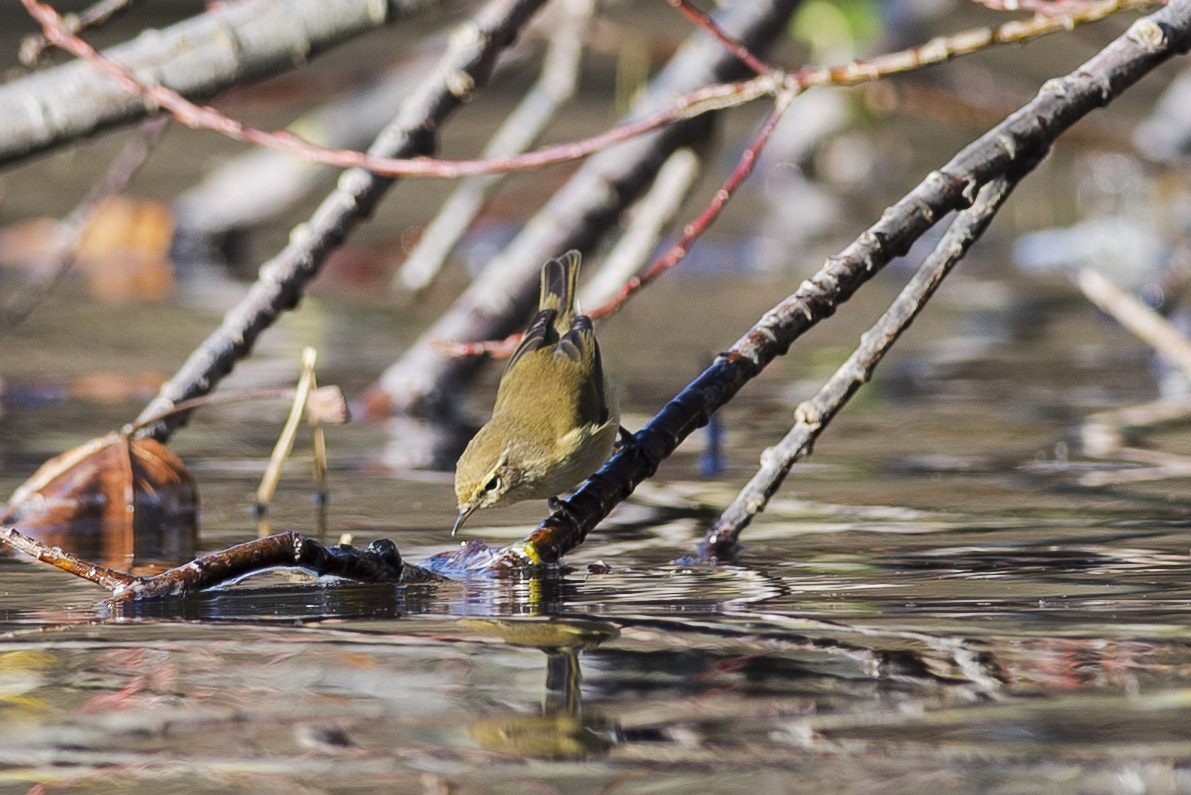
[484,475,501,493]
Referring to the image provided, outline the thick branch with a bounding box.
[2,0,443,166]
[516,4,1191,565]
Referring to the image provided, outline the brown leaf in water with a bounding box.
[1,432,198,570]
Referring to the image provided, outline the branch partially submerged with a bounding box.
[505,2,1191,567]
[700,170,1025,561]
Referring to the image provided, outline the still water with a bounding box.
[3,2,1191,793]
[3,269,1191,793]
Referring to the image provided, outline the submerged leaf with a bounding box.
[2,432,198,570]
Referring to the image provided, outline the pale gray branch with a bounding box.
[1,0,443,165]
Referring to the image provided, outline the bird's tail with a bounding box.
[539,250,582,321]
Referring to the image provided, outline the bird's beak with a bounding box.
[452,502,477,537]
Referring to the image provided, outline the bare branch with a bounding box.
[133,0,551,441]
[2,0,444,165]
[363,0,800,418]
[507,0,1191,566]
[700,172,1024,561]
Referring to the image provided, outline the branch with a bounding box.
[363,0,801,418]
[1076,267,1191,374]
[21,0,1139,181]
[395,0,593,292]
[700,171,1024,561]
[2,0,444,166]
[131,0,550,441]
[1,525,437,602]
[506,2,1191,566]
[590,88,796,320]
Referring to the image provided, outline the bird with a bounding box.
[452,250,620,535]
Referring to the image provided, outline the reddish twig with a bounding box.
[432,333,523,359]
[22,0,768,179]
[665,0,779,77]
[21,0,1141,186]
[591,88,796,320]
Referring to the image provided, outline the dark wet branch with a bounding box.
[2,525,440,602]
[700,171,1025,561]
[133,0,549,441]
[4,0,443,166]
[107,532,440,602]
[513,1,1191,566]
[362,0,803,419]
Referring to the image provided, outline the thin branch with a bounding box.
[255,348,320,514]
[971,0,1105,14]
[665,0,779,77]
[700,172,1024,561]
[791,0,1154,88]
[1076,267,1191,374]
[1,525,138,590]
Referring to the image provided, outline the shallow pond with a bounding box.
[4,271,1191,793]
[3,1,1191,793]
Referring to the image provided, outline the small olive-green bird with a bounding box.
[452,251,620,535]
